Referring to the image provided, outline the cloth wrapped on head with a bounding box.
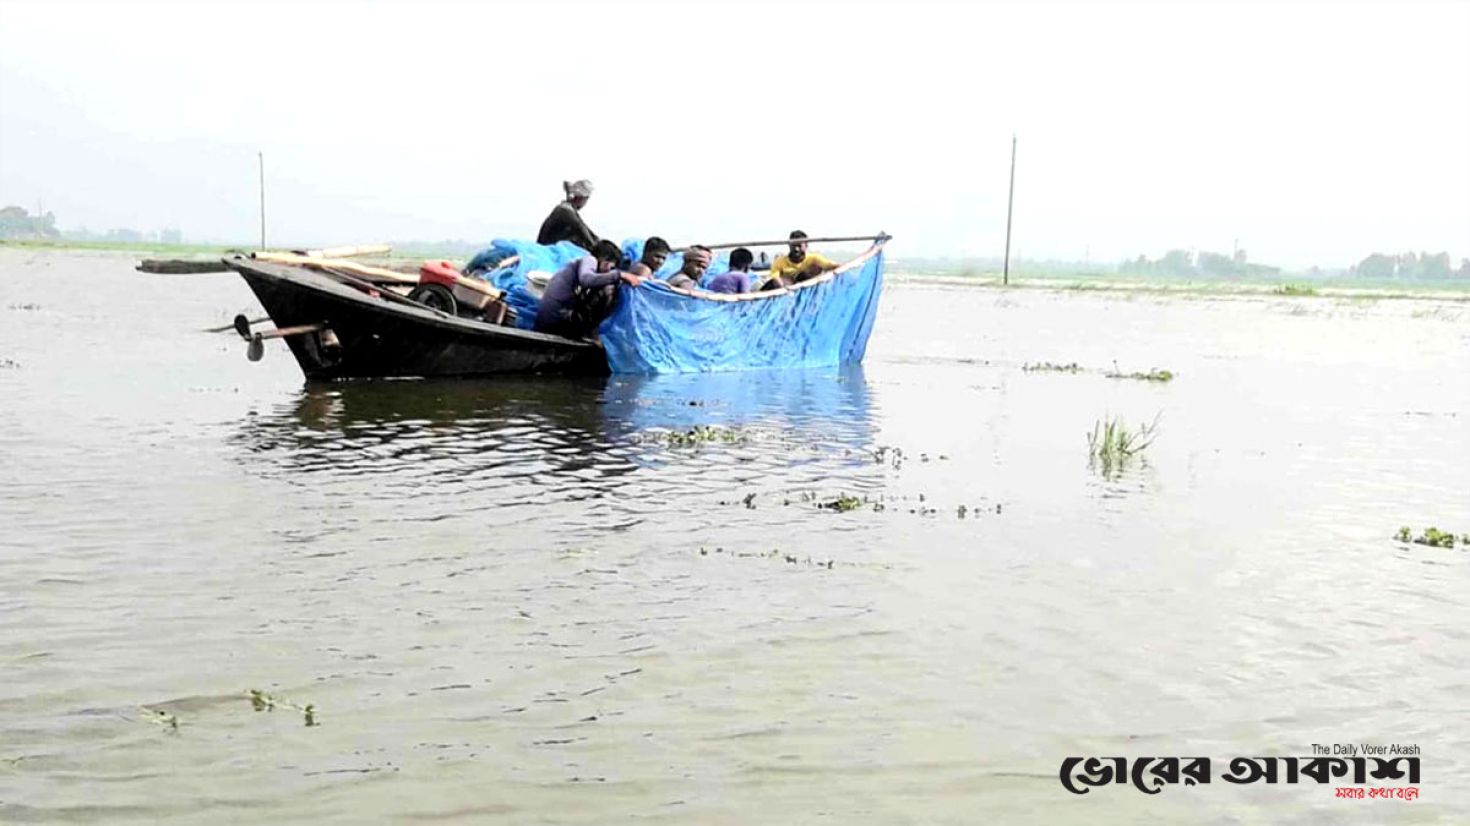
[564,179,594,198]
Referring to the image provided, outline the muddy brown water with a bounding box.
[1,248,1467,823]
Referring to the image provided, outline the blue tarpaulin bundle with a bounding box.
[465,239,590,329]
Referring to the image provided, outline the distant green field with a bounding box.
[0,239,481,260]
[0,239,243,256]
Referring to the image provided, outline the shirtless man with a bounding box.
[628,236,672,277]
[666,246,712,290]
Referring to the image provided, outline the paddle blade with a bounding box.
[233,314,252,340]
[246,336,265,362]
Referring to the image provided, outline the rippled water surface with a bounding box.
[2,249,1468,823]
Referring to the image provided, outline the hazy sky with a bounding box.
[1,0,1467,267]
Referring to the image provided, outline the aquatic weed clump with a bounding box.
[638,425,755,448]
[1105,362,1175,382]
[818,494,864,513]
[248,689,319,727]
[1274,284,1318,296]
[1088,414,1160,475]
[1394,527,1463,549]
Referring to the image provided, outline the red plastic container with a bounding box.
[418,260,461,287]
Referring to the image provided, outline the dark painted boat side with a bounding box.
[225,256,608,380]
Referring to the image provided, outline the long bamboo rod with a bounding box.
[679,233,891,252]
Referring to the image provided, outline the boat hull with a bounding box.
[226,257,608,380]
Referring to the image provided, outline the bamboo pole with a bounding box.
[679,233,891,252]
[296,244,392,258]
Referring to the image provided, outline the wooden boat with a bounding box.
[217,233,889,380]
[224,254,607,379]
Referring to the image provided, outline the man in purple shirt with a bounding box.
[534,240,645,339]
[707,247,755,294]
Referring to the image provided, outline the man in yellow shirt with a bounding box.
[763,230,839,289]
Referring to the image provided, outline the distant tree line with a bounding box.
[63,226,183,244]
[0,206,59,240]
[1350,251,1468,279]
[1119,248,1280,278]
[0,206,183,244]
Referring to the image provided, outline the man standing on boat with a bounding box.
[536,180,601,251]
[534,239,644,340]
[763,230,839,288]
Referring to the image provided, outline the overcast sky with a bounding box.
[1,0,1466,268]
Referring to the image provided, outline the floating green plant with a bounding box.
[1022,361,1083,373]
[819,494,863,513]
[1088,414,1160,474]
[1395,527,1461,548]
[248,689,319,727]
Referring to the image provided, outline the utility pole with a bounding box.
[258,152,266,250]
[1003,134,1017,286]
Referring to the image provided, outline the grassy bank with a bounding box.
[889,270,1470,302]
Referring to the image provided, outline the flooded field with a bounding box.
[2,248,1467,823]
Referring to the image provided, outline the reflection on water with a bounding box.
[230,367,880,526]
[2,251,1469,823]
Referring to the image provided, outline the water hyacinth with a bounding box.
[1394,526,1462,549]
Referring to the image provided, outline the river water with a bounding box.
[2,248,1467,823]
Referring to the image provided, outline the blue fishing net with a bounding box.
[598,250,885,374]
[463,239,885,371]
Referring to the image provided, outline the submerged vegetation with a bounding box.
[1022,361,1175,382]
[1022,361,1083,373]
[1394,527,1466,549]
[697,545,878,571]
[1088,414,1160,475]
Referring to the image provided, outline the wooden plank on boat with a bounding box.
[137,259,231,274]
[251,252,419,284]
